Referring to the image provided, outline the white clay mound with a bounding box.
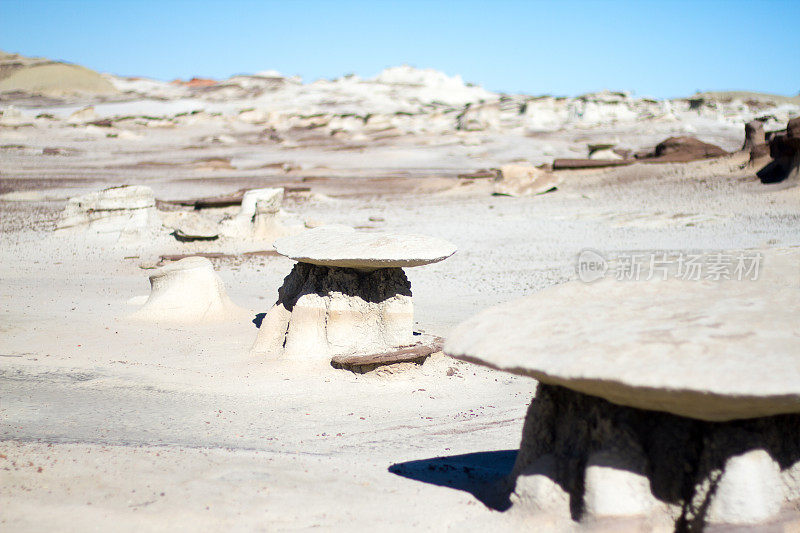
[129,257,247,323]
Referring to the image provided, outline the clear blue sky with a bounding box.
[1,0,798,98]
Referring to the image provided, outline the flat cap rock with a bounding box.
[445,249,800,421]
[273,225,457,269]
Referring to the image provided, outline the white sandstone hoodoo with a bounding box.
[56,185,160,236]
[219,187,301,241]
[444,250,800,529]
[130,256,246,323]
[252,225,456,363]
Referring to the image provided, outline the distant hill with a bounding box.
[0,51,118,96]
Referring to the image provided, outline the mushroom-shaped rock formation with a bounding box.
[218,187,303,241]
[758,117,800,184]
[56,185,160,236]
[444,250,800,529]
[130,257,246,323]
[252,226,456,364]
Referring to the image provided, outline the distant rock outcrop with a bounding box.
[636,136,728,163]
[171,77,217,88]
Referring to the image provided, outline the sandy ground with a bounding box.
[1,108,800,532]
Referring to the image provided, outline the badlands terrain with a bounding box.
[1,52,799,531]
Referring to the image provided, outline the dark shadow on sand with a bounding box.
[388,450,517,511]
[252,312,266,328]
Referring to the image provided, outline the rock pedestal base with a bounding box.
[252,263,414,360]
[509,384,800,530]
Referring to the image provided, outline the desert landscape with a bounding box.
[1,42,799,533]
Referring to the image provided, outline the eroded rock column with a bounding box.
[509,384,800,529]
[252,263,413,360]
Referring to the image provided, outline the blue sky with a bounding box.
[1,0,798,98]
